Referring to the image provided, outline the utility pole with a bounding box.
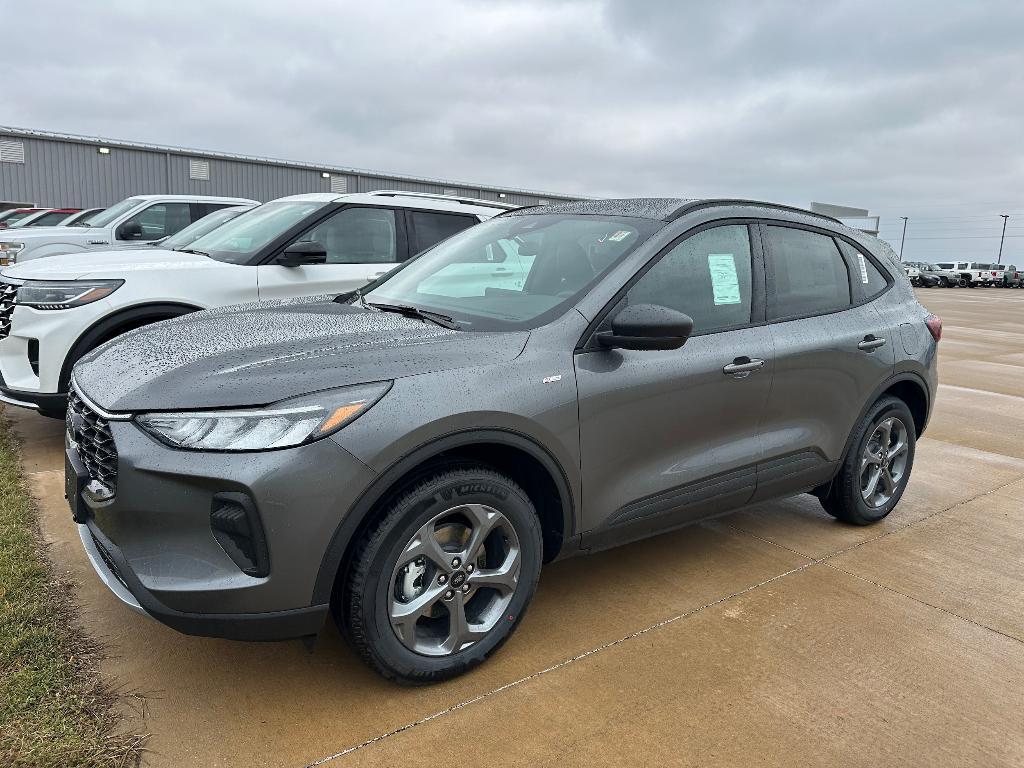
[997,214,1009,263]
[899,217,908,260]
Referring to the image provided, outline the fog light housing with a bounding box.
[210,492,269,577]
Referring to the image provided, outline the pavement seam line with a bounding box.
[307,472,1024,766]
[304,558,820,767]
[822,562,1024,646]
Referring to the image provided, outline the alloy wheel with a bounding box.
[859,416,909,508]
[389,504,521,656]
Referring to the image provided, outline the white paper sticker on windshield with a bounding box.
[607,230,631,242]
[857,253,869,284]
[708,254,741,305]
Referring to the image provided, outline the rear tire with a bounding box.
[338,467,543,684]
[820,396,916,525]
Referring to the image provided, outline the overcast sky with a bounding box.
[5,1,1024,260]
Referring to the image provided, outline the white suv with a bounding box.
[0,191,511,417]
[0,194,259,266]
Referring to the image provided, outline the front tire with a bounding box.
[820,396,916,525]
[339,468,543,684]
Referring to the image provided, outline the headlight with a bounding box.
[0,242,24,266]
[17,280,124,310]
[135,382,391,452]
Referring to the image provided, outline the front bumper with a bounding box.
[0,368,67,413]
[72,415,378,641]
[0,300,112,400]
[79,520,330,640]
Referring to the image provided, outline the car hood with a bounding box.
[2,249,225,281]
[0,225,80,239]
[74,299,530,412]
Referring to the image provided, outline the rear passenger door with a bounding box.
[753,224,895,501]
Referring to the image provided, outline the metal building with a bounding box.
[0,126,576,210]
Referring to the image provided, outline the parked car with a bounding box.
[120,204,257,250]
[902,261,941,288]
[64,198,939,683]
[995,264,1022,288]
[916,262,960,287]
[15,208,83,228]
[60,208,106,226]
[0,208,49,229]
[0,191,510,417]
[934,261,971,286]
[0,194,258,266]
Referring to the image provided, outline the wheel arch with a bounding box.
[59,302,203,390]
[312,429,577,606]
[840,372,931,461]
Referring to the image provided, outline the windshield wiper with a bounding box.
[366,301,460,330]
[175,248,209,257]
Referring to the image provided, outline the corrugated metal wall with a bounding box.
[0,131,573,209]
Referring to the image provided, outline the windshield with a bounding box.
[362,214,659,331]
[189,201,327,263]
[160,207,249,251]
[2,210,38,227]
[25,211,74,227]
[79,197,143,228]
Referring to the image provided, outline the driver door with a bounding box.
[257,206,404,299]
[575,223,773,544]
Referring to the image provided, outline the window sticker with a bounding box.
[606,230,632,242]
[857,253,869,284]
[708,253,741,305]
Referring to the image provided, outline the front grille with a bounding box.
[0,281,16,340]
[67,389,119,494]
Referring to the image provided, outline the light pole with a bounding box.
[997,214,1009,262]
[899,217,908,260]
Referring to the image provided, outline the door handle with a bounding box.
[857,335,887,351]
[723,357,765,376]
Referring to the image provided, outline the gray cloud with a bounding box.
[4,0,1023,259]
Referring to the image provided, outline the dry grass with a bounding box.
[0,407,146,767]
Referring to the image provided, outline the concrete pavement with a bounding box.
[8,287,1024,767]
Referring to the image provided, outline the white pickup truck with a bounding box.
[0,194,258,266]
[933,261,1004,287]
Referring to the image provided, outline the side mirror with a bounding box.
[278,240,327,267]
[117,221,143,240]
[597,304,694,351]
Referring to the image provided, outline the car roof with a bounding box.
[502,197,844,225]
[274,190,516,217]
[127,194,259,203]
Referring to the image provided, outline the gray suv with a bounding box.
[66,199,941,684]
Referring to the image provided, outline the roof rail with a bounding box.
[667,199,843,224]
[363,190,520,210]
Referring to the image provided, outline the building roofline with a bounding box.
[0,124,578,201]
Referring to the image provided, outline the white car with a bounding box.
[0,194,258,266]
[0,191,512,417]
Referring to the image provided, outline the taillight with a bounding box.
[925,314,942,342]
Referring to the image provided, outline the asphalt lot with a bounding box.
[8,286,1024,767]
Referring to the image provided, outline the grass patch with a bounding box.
[0,407,145,767]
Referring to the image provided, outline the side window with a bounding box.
[121,203,192,240]
[297,207,397,264]
[766,226,850,320]
[838,240,888,299]
[191,202,234,220]
[624,224,753,334]
[410,211,476,255]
